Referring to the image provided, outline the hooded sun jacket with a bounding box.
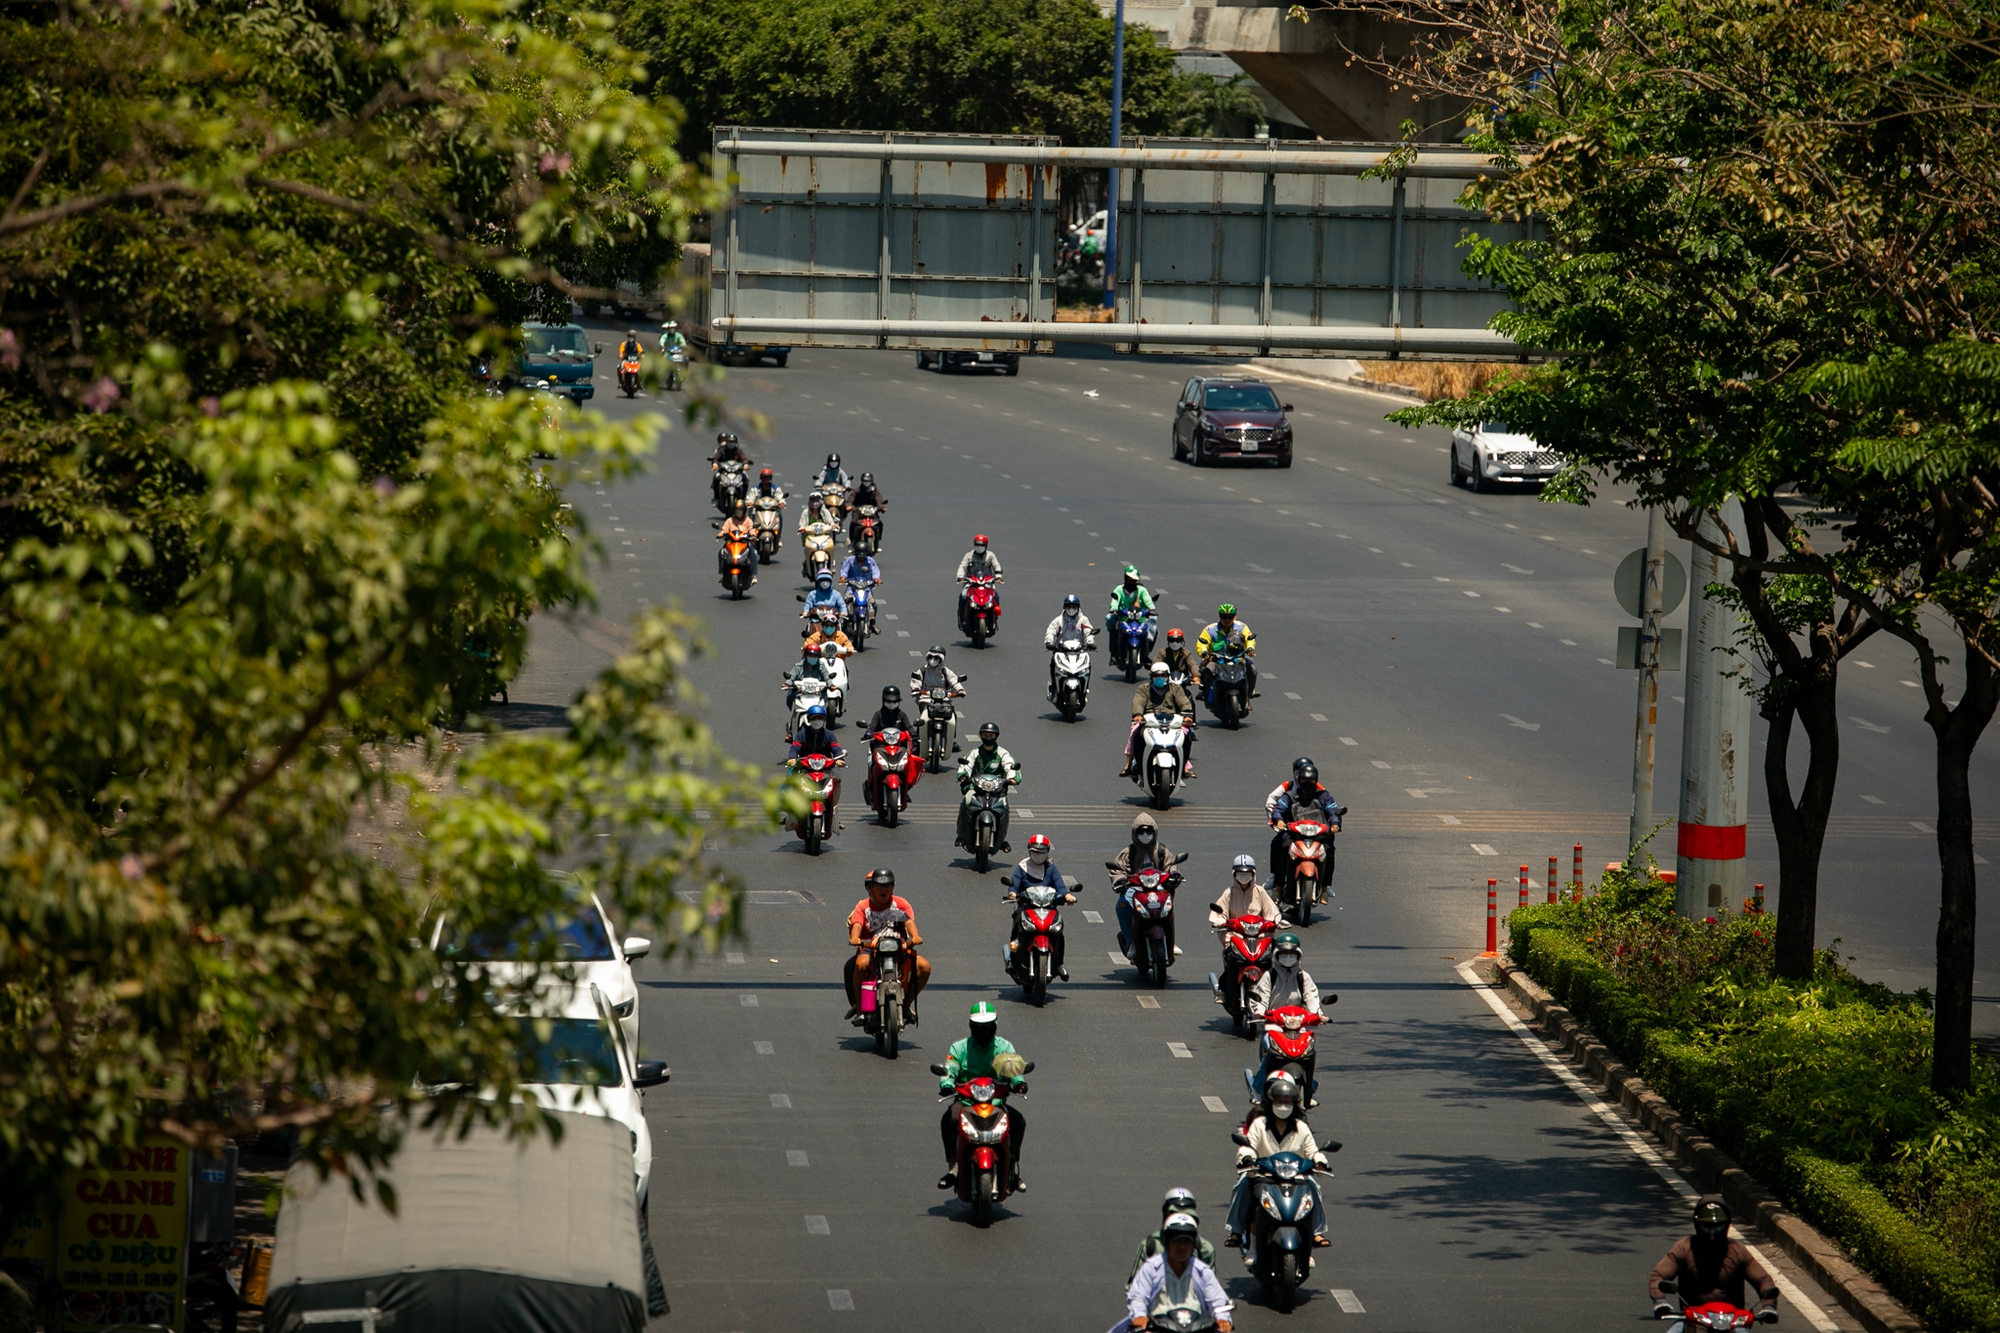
[1110,812,1176,882]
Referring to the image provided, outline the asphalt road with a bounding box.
[509,331,1990,1331]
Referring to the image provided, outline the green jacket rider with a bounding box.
[955,721,1021,853]
[1109,564,1156,617]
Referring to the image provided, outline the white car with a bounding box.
[1449,419,1562,492]
[428,885,650,1053]
[507,983,667,1206]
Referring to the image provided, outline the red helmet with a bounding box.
[1027,834,1051,852]
[1166,628,1185,643]
[760,467,773,480]
[973,534,988,547]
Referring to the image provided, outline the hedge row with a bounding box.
[1508,906,2000,1333]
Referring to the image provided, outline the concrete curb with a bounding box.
[1233,357,1431,403]
[1481,958,1928,1333]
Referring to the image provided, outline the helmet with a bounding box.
[969,1001,999,1027]
[926,645,946,663]
[718,431,738,446]
[1162,1187,1198,1218]
[1123,564,1140,582]
[1293,757,1314,779]
[806,704,827,721]
[1218,603,1236,618]
[1166,627,1185,644]
[973,534,988,549]
[1296,763,1319,788]
[1063,593,1080,610]
[865,867,896,887]
[760,467,773,480]
[860,471,874,485]
[1274,931,1302,952]
[1161,1212,1200,1242]
[732,501,747,517]
[978,721,1000,742]
[882,685,902,705]
[1274,932,1302,967]
[1693,1196,1731,1243]
[826,452,841,467]
[815,570,834,585]
[1150,661,1170,680]
[1231,854,1257,878]
[1027,833,1052,853]
[626,329,638,339]
[1266,1070,1301,1104]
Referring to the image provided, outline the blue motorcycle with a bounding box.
[843,579,877,651]
[1229,1140,1334,1312]
[1109,608,1158,682]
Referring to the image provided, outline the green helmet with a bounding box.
[969,1001,998,1026]
[1217,603,1236,618]
[1273,931,1301,950]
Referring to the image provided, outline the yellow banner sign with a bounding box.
[57,1138,188,1331]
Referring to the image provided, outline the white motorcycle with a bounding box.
[751,494,785,560]
[785,674,830,735]
[799,522,837,581]
[1048,636,1092,721]
[919,683,963,773]
[1133,709,1191,810]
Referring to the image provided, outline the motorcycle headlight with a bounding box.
[1260,1192,1283,1216]
[1296,1190,1313,1217]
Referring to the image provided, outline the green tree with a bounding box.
[0,0,770,1218]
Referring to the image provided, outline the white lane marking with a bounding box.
[1854,660,1875,668]
[1111,951,1129,964]
[1912,821,1934,833]
[1502,563,1534,575]
[1332,1290,1367,1313]
[1902,679,1920,688]
[885,613,899,621]
[1463,590,1482,598]
[1471,844,1498,856]
[828,1290,855,1311]
[1083,910,1104,924]
[1368,547,1383,553]
[1434,576,1450,582]
[1370,760,1391,769]
[1455,961,1841,1332]
[1285,692,1303,700]
[1438,815,1461,825]
[1561,639,1578,646]
[754,1041,775,1055]
[1527,622,1543,628]
[787,1150,809,1167]
[1495,607,1513,613]
[1852,716,1891,733]
[1203,1095,1230,1113]
[806,1214,830,1234]
[1016,808,1035,818]
[1501,714,1541,731]
[1168,1042,1194,1058]
[726,951,746,964]
[771,1093,792,1108]
[1861,795,1884,805]
[1139,996,1161,1009]
[740,994,759,1007]
[1309,521,1323,528]
[1311,713,1329,722]
[1339,736,1358,746]
[1406,788,1430,799]
[898,630,910,637]
[1177,604,1190,610]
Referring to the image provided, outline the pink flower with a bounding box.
[82,376,121,413]
[118,854,144,881]
[0,327,18,371]
[539,151,574,176]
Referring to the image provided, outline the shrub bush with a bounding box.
[1507,875,2000,1332]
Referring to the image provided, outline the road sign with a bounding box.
[1614,547,1687,618]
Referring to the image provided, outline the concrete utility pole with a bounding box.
[1628,507,1668,856]
[1103,0,1125,311]
[1676,502,1753,917]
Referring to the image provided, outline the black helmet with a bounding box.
[978,721,1000,742]
[865,867,895,887]
[1063,593,1080,610]
[1293,757,1314,779]
[882,685,902,705]
[1693,1196,1731,1242]
[718,430,738,446]
[927,644,946,660]
[1296,763,1319,788]
[860,471,874,485]
[826,452,841,468]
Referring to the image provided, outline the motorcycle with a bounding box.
[818,480,851,524]
[184,1240,248,1333]
[1244,1003,1328,1106]
[1166,664,1202,725]
[1274,812,1342,928]
[850,503,883,556]
[1655,1279,1773,1333]
[717,530,755,600]
[784,751,839,855]
[960,573,1002,647]
[843,578,877,651]
[930,1061,1033,1227]
[617,355,641,397]
[963,771,1009,873]
[751,495,785,560]
[1229,1137,1336,1313]
[1206,646,1252,729]
[1133,709,1191,810]
[1049,635,1091,721]
[1003,882,1066,1007]
[919,681,964,773]
[800,522,838,582]
[1210,913,1277,1032]
[784,673,831,737]
[666,345,688,391]
[857,919,909,1057]
[1108,607,1158,683]
[865,727,921,828]
[1110,861,1183,986]
[713,457,749,515]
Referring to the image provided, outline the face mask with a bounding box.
[1136,831,1155,844]
[1028,851,1049,867]
[1272,1102,1294,1120]
[1234,872,1254,886]
[1696,1223,1728,1243]
[1278,953,1300,970]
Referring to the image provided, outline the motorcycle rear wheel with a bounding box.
[851,624,867,652]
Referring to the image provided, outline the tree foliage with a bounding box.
[0,0,771,1218]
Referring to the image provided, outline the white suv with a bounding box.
[1450,420,1562,492]
[506,982,668,1206]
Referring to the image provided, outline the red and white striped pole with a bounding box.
[1484,878,1498,955]
[1547,856,1558,904]
[1573,843,1584,901]
[1518,865,1529,908]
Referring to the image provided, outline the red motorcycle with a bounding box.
[617,355,641,397]
[718,533,755,600]
[1211,913,1277,1031]
[960,573,1002,647]
[930,1062,1033,1227]
[850,503,883,555]
[785,752,840,855]
[865,727,922,828]
[1109,861,1184,986]
[1247,1003,1329,1105]
[1273,814,1340,927]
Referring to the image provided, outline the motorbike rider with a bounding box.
[954,722,1020,853]
[1004,833,1074,980]
[658,321,688,356]
[1249,932,1325,1104]
[1109,563,1157,621]
[1130,1187,1218,1280]
[938,1002,1028,1192]
[1266,758,1344,894]
[1043,593,1098,698]
[753,467,786,503]
[798,493,840,570]
[616,329,644,362]
[1153,627,1200,690]
[844,868,930,1025]
[839,550,883,628]
[801,619,856,663]
[1224,1071,1331,1250]
[709,431,751,506]
[1651,1197,1779,1322]
[786,703,845,822]
[849,471,888,545]
[817,453,852,490]
[861,686,918,810]
[1122,661,1196,781]
[802,568,846,620]
[715,501,759,583]
[955,534,1003,620]
[1109,811,1180,958]
[1196,603,1257,710]
[1127,1212,1233,1333]
[1210,853,1282,931]
[911,646,967,754]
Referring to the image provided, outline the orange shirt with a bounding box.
[848,895,917,940]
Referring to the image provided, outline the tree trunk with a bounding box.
[1930,650,1999,1097]
[1762,655,1842,979]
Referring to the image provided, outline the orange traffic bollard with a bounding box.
[1484,878,1498,955]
